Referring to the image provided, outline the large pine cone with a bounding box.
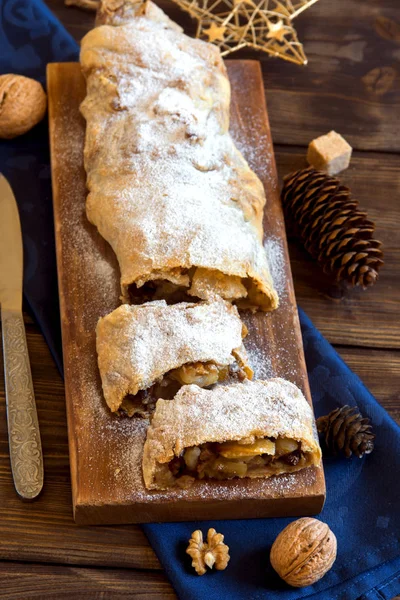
[281,167,384,287]
[316,405,375,458]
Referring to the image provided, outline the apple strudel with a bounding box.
[96,299,252,416]
[142,378,321,490]
[80,0,279,311]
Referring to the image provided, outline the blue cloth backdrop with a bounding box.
[0,1,399,598]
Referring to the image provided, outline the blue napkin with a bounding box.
[0,0,78,373]
[1,1,399,599]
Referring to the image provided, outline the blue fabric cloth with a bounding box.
[1,1,399,598]
[1,0,78,372]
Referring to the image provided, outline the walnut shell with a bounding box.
[270,517,337,587]
[0,74,47,139]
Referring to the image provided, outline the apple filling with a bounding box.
[119,358,250,417]
[128,279,193,305]
[154,437,312,489]
[127,267,274,311]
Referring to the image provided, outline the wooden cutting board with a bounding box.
[47,61,325,525]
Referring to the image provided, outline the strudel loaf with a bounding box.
[143,378,321,490]
[80,0,278,311]
[96,298,251,416]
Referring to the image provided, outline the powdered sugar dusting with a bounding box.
[246,337,274,379]
[264,236,287,298]
[80,11,277,303]
[227,66,275,189]
[53,101,120,326]
[51,4,322,514]
[54,86,310,509]
[97,299,244,405]
[150,378,315,453]
[231,112,273,184]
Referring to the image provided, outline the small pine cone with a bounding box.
[317,405,375,458]
[281,167,384,288]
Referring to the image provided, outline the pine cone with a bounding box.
[316,405,375,458]
[281,167,384,287]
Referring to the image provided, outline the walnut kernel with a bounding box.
[0,74,47,139]
[186,528,230,575]
[270,517,337,587]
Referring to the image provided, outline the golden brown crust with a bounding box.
[80,2,278,311]
[142,378,321,489]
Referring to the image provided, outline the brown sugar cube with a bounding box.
[307,130,352,175]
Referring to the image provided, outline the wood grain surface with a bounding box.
[0,0,399,597]
[0,562,175,599]
[47,60,325,525]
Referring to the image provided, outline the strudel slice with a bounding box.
[96,299,251,416]
[80,0,278,311]
[142,378,321,490]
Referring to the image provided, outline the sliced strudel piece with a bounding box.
[96,299,251,416]
[80,0,278,311]
[142,378,321,490]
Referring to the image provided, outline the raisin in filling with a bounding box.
[128,281,194,305]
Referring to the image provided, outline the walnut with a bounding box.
[0,75,47,139]
[270,517,337,587]
[186,528,230,575]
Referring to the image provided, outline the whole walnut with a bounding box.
[270,517,337,587]
[0,74,47,139]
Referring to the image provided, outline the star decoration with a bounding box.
[266,18,286,42]
[169,0,319,65]
[203,22,227,42]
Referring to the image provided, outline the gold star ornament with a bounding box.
[203,22,227,42]
[169,0,319,65]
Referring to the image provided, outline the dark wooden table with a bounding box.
[0,0,399,597]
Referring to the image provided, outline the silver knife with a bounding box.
[0,173,43,500]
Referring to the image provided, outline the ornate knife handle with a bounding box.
[1,308,43,500]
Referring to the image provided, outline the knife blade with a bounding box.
[0,173,44,500]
